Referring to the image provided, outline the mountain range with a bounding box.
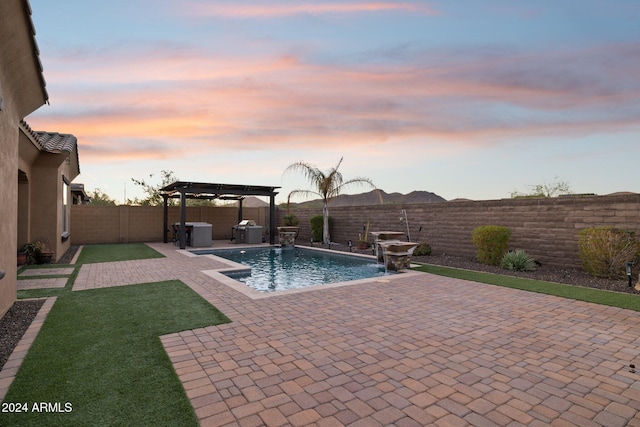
[284,189,446,208]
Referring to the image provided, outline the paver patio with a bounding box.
[73,243,640,426]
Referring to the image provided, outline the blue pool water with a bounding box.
[192,246,389,292]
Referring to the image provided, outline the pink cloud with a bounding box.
[29,40,640,165]
[179,1,438,18]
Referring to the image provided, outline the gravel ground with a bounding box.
[0,299,44,370]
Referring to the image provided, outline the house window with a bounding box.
[62,176,70,240]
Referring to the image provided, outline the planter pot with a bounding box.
[36,251,54,264]
[355,241,370,250]
[17,252,27,266]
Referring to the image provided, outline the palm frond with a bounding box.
[287,189,321,204]
[283,161,325,184]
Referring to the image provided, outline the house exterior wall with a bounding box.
[0,0,49,317]
[17,132,76,261]
[0,102,20,318]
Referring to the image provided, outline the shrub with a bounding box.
[413,243,432,256]
[578,227,640,279]
[283,214,299,226]
[471,225,511,266]
[501,250,537,272]
[310,215,333,242]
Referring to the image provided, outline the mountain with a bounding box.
[286,189,446,208]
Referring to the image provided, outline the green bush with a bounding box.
[578,227,640,279]
[413,243,432,256]
[471,225,511,266]
[283,214,299,226]
[310,215,333,242]
[501,250,537,272]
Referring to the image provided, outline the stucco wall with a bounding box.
[0,107,19,318]
[286,194,640,269]
[70,205,267,244]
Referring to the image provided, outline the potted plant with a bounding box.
[17,247,27,266]
[23,240,54,264]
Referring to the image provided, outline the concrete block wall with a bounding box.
[285,193,640,269]
[71,205,267,244]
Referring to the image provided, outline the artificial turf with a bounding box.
[413,263,640,311]
[75,243,165,264]
[3,280,230,426]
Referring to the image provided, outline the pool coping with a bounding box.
[180,245,423,299]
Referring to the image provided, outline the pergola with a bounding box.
[160,181,280,249]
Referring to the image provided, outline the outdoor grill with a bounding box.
[233,219,263,244]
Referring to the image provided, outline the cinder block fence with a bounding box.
[71,193,640,269]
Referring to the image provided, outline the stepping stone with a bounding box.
[17,278,68,290]
[18,267,75,277]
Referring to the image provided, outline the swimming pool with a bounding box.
[192,246,390,292]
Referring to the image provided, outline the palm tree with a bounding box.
[284,157,375,245]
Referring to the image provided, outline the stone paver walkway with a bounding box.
[18,267,75,276]
[75,243,640,426]
[17,278,68,290]
[17,266,75,290]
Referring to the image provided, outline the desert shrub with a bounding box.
[413,243,432,256]
[578,227,640,279]
[310,215,333,242]
[501,250,537,272]
[471,225,511,266]
[283,214,299,226]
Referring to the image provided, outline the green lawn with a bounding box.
[75,243,165,264]
[5,281,230,426]
[413,263,640,311]
[7,243,230,426]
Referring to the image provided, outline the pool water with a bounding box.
[193,246,390,292]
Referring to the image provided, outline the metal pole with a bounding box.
[402,209,411,242]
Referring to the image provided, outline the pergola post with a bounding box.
[179,189,187,249]
[269,193,276,245]
[162,194,169,243]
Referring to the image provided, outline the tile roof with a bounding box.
[24,0,49,103]
[20,120,77,154]
[20,120,80,177]
[35,131,77,154]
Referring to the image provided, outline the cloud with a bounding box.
[178,1,438,18]
[28,39,640,167]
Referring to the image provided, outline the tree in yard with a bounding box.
[129,170,178,206]
[88,188,117,206]
[129,170,217,206]
[510,176,572,198]
[284,157,375,245]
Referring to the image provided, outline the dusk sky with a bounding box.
[26,0,640,204]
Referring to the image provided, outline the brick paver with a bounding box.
[17,278,68,290]
[77,243,640,425]
[18,267,75,276]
